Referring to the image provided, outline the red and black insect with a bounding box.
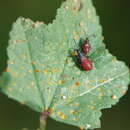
[81,38,91,55]
[74,49,93,71]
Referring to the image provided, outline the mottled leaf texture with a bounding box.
[0,0,129,129]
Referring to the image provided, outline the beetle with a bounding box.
[81,38,91,55]
[74,49,93,71]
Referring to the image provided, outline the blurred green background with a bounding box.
[0,0,130,130]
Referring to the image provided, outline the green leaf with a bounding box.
[0,0,129,129]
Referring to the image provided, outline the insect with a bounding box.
[81,38,91,55]
[73,49,93,71]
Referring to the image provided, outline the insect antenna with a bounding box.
[73,38,79,49]
[82,28,96,39]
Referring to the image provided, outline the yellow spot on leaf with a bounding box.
[28,70,32,73]
[61,95,67,99]
[75,82,80,86]
[90,106,95,110]
[57,112,67,120]
[70,110,76,115]
[73,35,79,40]
[34,21,44,28]
[32,61,36,65]
[30,82,35,86]
[58,80,65,85]
[65,6,69,10]
[99,79,107,83]
[43,69,49,74]
[12,39,26,44]
[80,21,84,27]
[80,126,84,130]
[35,69,41,72]
[112,95,117,99]
[66,59,71,64]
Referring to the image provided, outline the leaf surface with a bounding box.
[0,0,129,129]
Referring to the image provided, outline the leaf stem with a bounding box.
[39,110,50,130]
[40,118,46,130]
